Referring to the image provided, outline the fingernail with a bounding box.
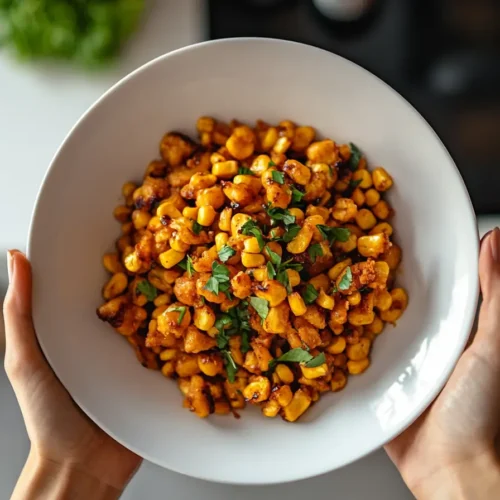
[490,228,500,262]
[481,229,492,245]
[7,250,14,283]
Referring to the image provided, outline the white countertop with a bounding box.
[0,1,490,497]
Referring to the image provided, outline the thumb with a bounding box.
[3,250,48,383]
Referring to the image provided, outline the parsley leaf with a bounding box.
[338,266,353,291]
[167,305,187,325]
[266,207,296,226]
[268,348,326,370]
[136,281,157,302]
[240,219,265,251]
[282,224,301,243]
[218,245,236,263]
[349,178,362,189]
[265,245,281,266]
[222,350,238,383]
[192,220,203,235]
[266,261,276,280]
[308,243,323,263]
[249,297,269,321]
[303,284,319,304]
[276,269,291,293]
[305,352,326,368]
[204,261,231,296]
[241,330,250,353]
[178,255,194,277]
[271,171,285,184]
[317,225,350,244]
[291,187,305,204]
[268,160,276,167]
[238,167,253,175]
[348,143,362,171]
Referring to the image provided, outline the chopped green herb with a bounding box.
[303,284,319,305]
[282,224,301,243]
[222,350,238,382]
[291,187,305,204]
[167,305,187,325]
[240,219,265,251]
[218,245,236,263]
[308,243,324,263]
[249,297,269,321]
[317,225,350,244]
[338,266,353,291]
[266,207,296,226]
[268,160,276,167]
[305,352,326,368]
[348,143,362,171]
[271,171,285,184]
[241,330,250,353]
[349,178,362,189]
[268,348,326,370]
[178,255,194,277]
[276,269,291,293]
[265,245,281,266]
[266,261,276,280]
[238,167,254,175]
[136,281,157,302]
[204,261,231,296]
[192,220,203,235]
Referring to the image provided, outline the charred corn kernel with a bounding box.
[159,249,185,269]
[292,126,315,151]
[283,159,311,185]
[327,336,346,354]
[169,237,190,253]
[177,378,190,395]
[264,241,282,259]
[372,167,393,191]
[161,362,175,377]
[121,222,133,235]
[198,352,223,377]
[328,259,352,280]
[152,305,169,319]
[276,364,294,384]
[103,253,124,274]
[347,358,370,375]
[283,389,312,422]
[288,292,307,316]
[374,290,392,311]
[157,203,182,219]
[309,273,330,291]
[358,234,388,258]
[274,385,293,407]
[331,371,347,392]
[351,187,365,207]
[159,348,177,361]
[124,252,141,273]
[243,376,271,403]
[380,308,402,323]
[382,244,402,270]
[122,181,137,198]
[301,363,328,379]
[231,213,252,237]
[332,198,358,222]
[193,305,216,331]
[255,280,287,307]
[273,136,292,154]
[212,160,238,178]
[286,269,301,287]
[219,207,232,232]
[391,288,408,309]
[366,315,384,335]
[175,355,201,377]
[372,203,391,223]
[113,205,132,223]
[196,186,226,209]
[102,273,128,300]
[197,116,215,133]
[305,205,330,221]
[215,232,229,251]
[352,169,373,189]
[251,154,271,176]
[243,237,262,254]
[234,174,262,193]
[316,289,335,310]
[319,191,332,207]
[334,179,349,192]
[364,188,380,207]
[346,338,371,361]
[355,209,377,230]
[347,291,362,307]
[287,225,314,254]
[348,308,375,326]
[190,172,217,190]
[288,208,304,223]
[148,216,163,232]
[226,126,255,160]
[252,267,269,281]
[210,152,226,165]
[154,294,171,307]
[335,233,358,253]
[262,400,280,418]
[214,401,231,415]
[370,222,393,236]
[182,206,199,220]
[241,252,265,268]
[263,304,289,334]
[197,205,216,226]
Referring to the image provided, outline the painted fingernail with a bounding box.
[7,250,14,283]
[490,228,500,262]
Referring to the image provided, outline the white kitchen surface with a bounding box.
[0,1,490,497]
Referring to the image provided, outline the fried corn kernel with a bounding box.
[97,116,406,423]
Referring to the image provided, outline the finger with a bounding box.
[3,251,46,376]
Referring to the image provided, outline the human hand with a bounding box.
[385,229,500,499]
[4,250,142,500]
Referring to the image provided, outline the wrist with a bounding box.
[411,449,500,500]
[12,449,124,500]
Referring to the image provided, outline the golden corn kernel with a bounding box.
[234,174,262,194]
[255,280,288,307]
[274,385,293,407]
[157,203,182,220]
[316,289,335,310]
[365,315,384,335]
[357,234,388,258]
[113,205,132,223]
[391,288,408,310]
[243,376,271,403]
[283,159,311,185]
[190,172,217,190]
[327,336,346,354]
[351,188,365,207]
[122,181,137,199]
[212,160,239,179]
[197,205,216,226]
[374,290,392,311]
[370,222,393,237]
[286,269,301,288]
[382,244,402,270]
[364,188,380,207]
[102,272,128,300]
[332,198,358,222]
[243,237,262,254]
[215,232,229,251]
[154,293,171,307]
[198,352,223,377]
[161,361,175,377]
[251,154,272,176]
[264,241,283,259]
[372,167,393,191]
[309,273,330,291]
[182,206,199,220]
[283,389,312,422]
[288,292,307,316]
[373,200,391,220]
[331,371,347,392]
[328,259,352,281]
[231,213,252,237]
[252,266,269,281]
[124,252,141,273]
[219,207,232,232]
[347,291,362,306]
[169,237,190,253]
[103,253,124,274]
[159,348,177,361]
[152,305,168,319]
[226,126,255,160]
[288,207,305,223]
[241,252,265,268]
[352,169,373,189]
[300,363,328,380]
[262,400,280,418]
[275,364,294,384]
[193,305,216,331]
[159,249,186,269]
[346,337,371,361]
[292,126,315,152]
[273,136,292,154]
[355,209,377,230]
[347,358,370,375]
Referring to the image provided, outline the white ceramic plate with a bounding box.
[28,38,478,485]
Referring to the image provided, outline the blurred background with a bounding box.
[0,0,499,499]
